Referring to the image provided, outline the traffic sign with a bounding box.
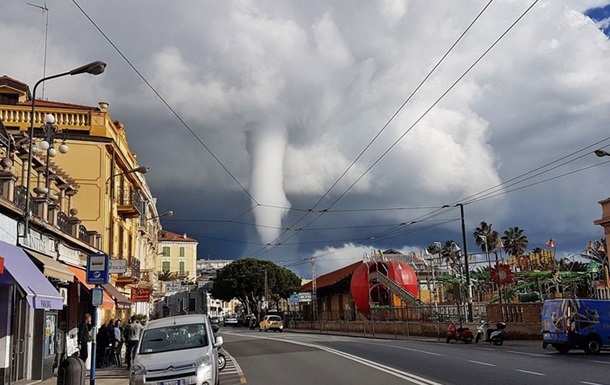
[86,253,109,284]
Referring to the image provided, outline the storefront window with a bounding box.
[44,313,57,357]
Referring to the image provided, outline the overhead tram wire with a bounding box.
[247,1,498,257]
[251,0,540,258]
[450,135,610,205]
[72,0,258,206]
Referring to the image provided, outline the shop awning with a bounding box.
[0,241,63,310]
[24,249,74,282]
[67,265,114,310]
[101,283,131,308]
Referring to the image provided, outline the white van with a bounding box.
[129,314,224,385]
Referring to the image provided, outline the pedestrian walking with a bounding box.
[78,313,92,362]
[125,316,143,369]
[114,319,124,366]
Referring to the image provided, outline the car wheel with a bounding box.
[584,336,602,354]
[218,353,226,371]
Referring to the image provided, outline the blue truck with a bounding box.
[542,299,610,354]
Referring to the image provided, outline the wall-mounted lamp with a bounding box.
[105,165,149,193]
[151,210,173,220]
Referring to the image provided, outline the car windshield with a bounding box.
[139,323,209,354]
[268,316,281,321]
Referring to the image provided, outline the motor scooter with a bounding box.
[475,320,506,346]
[446,320,474,343]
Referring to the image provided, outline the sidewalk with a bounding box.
[39,366,129,385]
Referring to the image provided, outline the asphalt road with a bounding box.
[220,328,610,385]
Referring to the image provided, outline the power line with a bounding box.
[71,0,258,205]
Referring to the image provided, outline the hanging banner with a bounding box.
[131,287,152,302]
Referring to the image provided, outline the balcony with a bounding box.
[116,188,145,218]
[116,257,141,285]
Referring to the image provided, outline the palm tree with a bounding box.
[157,270,177,281]
[440,240,463,275]
[473,221,500,270]
[501,227,529,257]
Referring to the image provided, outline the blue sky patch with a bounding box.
[585,3,610,37]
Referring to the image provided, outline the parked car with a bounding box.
[223,314,238,326]
[209,317,220,334]
[259,315,284,332]
[129,314,223,385]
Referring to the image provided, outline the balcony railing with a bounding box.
[116,188,145,218]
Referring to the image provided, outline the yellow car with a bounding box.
[259,315,283,332]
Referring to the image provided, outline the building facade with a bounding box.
[0,75,164,384]
[158,230,198,283]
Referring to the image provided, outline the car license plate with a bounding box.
[160,380,183,385]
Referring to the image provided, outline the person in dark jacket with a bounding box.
[78,313,92,362]
[96,324,110,367]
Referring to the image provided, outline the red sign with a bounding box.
[131,287,152,302]
[0,256,4,274]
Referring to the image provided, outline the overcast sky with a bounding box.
[2,0,610,278]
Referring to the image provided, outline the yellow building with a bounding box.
[0,75,165,315]
[158,230,198,283]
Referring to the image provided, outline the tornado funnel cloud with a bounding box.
[247,124,291,244]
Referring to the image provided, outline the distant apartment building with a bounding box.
[158,230,198,282]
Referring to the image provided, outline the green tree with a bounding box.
[210,258,301,315]
[501,227,529,257]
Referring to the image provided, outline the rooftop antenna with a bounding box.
[27,2,49,100]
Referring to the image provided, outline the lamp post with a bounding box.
[21,60,106,246]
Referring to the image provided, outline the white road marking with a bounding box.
[507,350,548,357]
[516,369,546,376]
[591,360,610,365]
[580,381,604,385]
[223,331,443,385]
[358,341,442,356]
[467,360,496,367]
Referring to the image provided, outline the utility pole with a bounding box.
[458,203,473,322]
[311,258,317,320]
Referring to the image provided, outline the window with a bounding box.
[162,246,170,256]
[162,261,170,272]
[179,261,185,276]
[179,247,185,257]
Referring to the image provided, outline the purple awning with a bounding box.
[0,241,63,310]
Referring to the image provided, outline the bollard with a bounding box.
[57,356,86,385]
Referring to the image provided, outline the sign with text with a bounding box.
[298,292,312,303]
[86,253,109,284]
[131,287,152,302]
[109,259,127,274]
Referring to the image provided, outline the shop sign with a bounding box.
[131,287,152,302]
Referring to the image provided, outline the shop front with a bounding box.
[0,241,63,385]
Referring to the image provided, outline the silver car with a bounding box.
[129,314,224,385]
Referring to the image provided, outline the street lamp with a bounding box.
[150,210,173,220]
[105,165,149,193]
[594,149,610,158]
[21,61,107,246]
